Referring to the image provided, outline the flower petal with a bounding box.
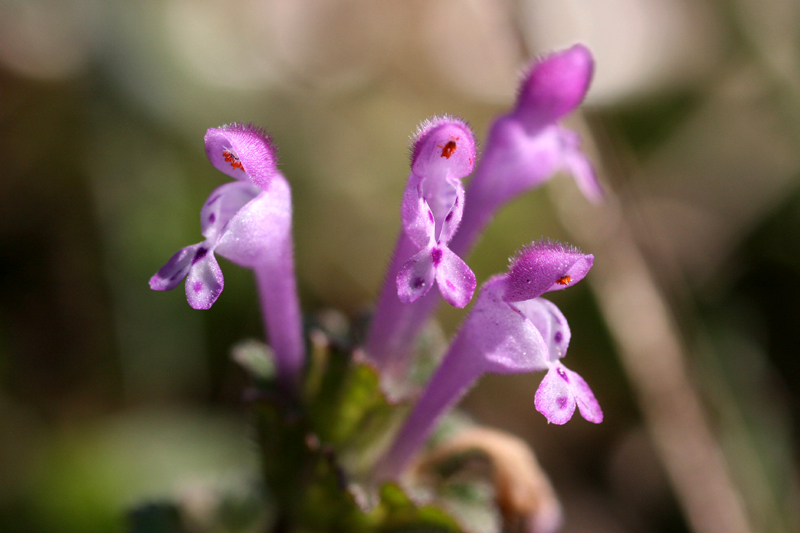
[185,251,224,310]
[464,276,550,374]
[535,365,577,425]
[468,119,564,210]
[215,176,292,268]
[204,123,278,190]
[535,363,602,424]
[396,247,436,303]
[563,140,603,204]
[566,366,603,423]
[410,115,476,181]
[435,246,476,308]
[149,243,202,291]
[504,239,594,302]
[515,44,594,132]
[512,298,570,362]
[436,183,464,244]
[200,181,261,241]
[400,173,436,249]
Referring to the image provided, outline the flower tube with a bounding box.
[373,241,601,481]
[366,116,477,380]
[150,123,304,390]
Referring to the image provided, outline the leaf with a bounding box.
[309,354,408,473]
[328,360,397,445]
[372,483,462,533]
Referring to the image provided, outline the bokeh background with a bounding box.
[1,0,799,532]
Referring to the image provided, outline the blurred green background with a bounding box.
[1,1,799,532]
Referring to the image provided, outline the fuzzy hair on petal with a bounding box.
[504,239,593,302]
[409,115,470,160]
[409,115,476,180]
[514,44,594,130]
[205,123,279,190]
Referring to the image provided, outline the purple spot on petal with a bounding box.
[446,280,455,291]
[556,396,568,409]
[192,247,208,265]
[193,281,204,293]
[431,247,443,266]
[445,211,453,222]
[412,277,425,289]
[554,331,563,344]
[557,367,570,382]
[428,210,434,222]
[208,213,216,223]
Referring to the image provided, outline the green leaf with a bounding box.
[328,361,394,445]
[372,483,462,533]
[308,351,407,455]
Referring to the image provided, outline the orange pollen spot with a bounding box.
[222,149,244,171]
[556,275,572,285]
[440,140,457,159]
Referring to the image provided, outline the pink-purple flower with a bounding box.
[150,123,304,389]
[149,46,606,489]
[396,116,477,308]
[364,45,601,383]
[374,240,602,481]
[452,44,602,256]
[366,116,477,379]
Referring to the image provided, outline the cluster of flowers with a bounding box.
[151,44,604,483]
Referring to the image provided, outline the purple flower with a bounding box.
[373,240,601,481]
[451,43,602,258]
[150,123,304,389]
[149,180,267,309]
[363,47,600,381]
[365,116,476,377]
[397,116,477,307]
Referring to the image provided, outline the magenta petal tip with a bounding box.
[410,115,476,180]
[504,240,594,302]
[515,44,594,130]
[205,123,278,190]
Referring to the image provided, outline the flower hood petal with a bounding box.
[504,239,594,302]
[410,115,476,181]
[204,123,278,190]
[514,44,594,133]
